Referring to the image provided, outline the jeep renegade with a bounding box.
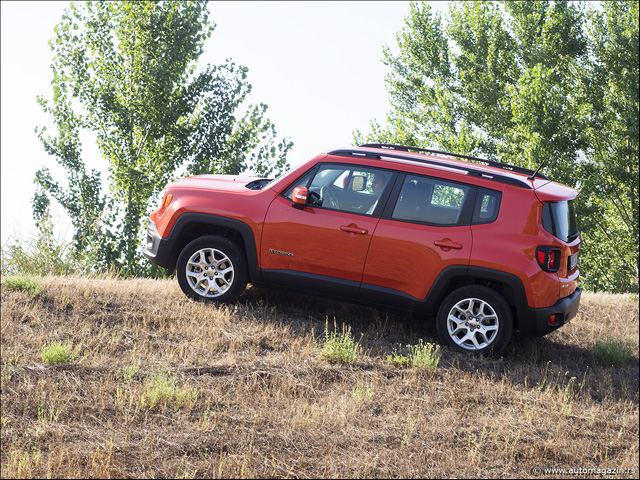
[144,144,581,355]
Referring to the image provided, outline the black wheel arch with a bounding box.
[160,213,261,282]
[423,266,528,331]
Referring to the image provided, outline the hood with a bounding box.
[171,174,257,192]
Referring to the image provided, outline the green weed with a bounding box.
[386,351,411,368]
[38,401,62,425]
[318,321,361,365]
[387,340,441,371]
[141,371,198,410]
[5,446,42,478]
[3,275,43,297]
[40,340,78,364]
[352,380,375,401]
[2,354,20,383]
[0,212,75,277]
[561,376,577,416]
[116,365,140,382]
[593,339,634,367]
[0,211,119,277]
[407,340,441,371]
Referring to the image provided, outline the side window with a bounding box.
[432,184,466,208]
[308,164,392,215]
[392,175,470,225]
[472,188,501,224]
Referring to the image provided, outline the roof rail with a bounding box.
[359,143,548,180]
[328,147,533,189]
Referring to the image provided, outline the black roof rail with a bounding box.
[359,143,549,180]
[328,148,533,189]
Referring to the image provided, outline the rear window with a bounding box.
[542,200,579,242]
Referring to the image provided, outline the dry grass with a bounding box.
[1,275,638,478]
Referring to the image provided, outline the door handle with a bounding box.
[434,240,463,250]
[340,225,368,235]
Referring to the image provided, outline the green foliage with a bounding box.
[1,210,112,277]
[35,1,293,276]
[387,340,441,371]
[318,322,361,365]
[115,365,140,383]
[355,1,639,292]
[407,340,441,371]
[593,339,634,367]
[41,340,77,365]
[3,276,43,297]
[141,371,198,410]
[386,351,411,368]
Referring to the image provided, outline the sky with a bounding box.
[0,1,451,245]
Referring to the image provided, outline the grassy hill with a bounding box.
[1,275,638,478]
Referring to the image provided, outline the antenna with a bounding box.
[527,159,548,181]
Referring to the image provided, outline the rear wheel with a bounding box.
[436,285,513,356]
[176,235,247,303]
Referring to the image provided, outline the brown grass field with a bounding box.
[1,275,638,478]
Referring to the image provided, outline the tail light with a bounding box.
[536,246,561,272]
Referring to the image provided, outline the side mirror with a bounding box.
[292,187,308,209]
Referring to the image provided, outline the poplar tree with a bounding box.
[355,1,638,292]
[35,1,292,275]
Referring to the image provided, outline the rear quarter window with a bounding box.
[472,188,501,224]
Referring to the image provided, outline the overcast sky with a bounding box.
[1,1,452,245]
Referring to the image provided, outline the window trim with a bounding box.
[282,164,504,226]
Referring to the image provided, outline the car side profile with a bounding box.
[144,144,581,355]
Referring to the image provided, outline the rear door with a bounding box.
[360,173,474,304]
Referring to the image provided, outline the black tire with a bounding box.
[176,235,247,303]
[436,285,513,356]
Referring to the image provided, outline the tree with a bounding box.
[575,1,639,292]
[355,1,638,292]
[35,1,292,275]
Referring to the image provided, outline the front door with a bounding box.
[260,163,394,298]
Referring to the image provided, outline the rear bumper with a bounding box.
[518,287,581,337]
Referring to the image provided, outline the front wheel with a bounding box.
[176,235,247,303]
[436,285,513,356]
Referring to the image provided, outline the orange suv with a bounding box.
[144,144,581,355]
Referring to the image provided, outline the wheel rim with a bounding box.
[185,248,234,298]
[446,297,499,351]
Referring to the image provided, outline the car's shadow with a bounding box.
[235,285,639,404]
[237,284,438,352]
